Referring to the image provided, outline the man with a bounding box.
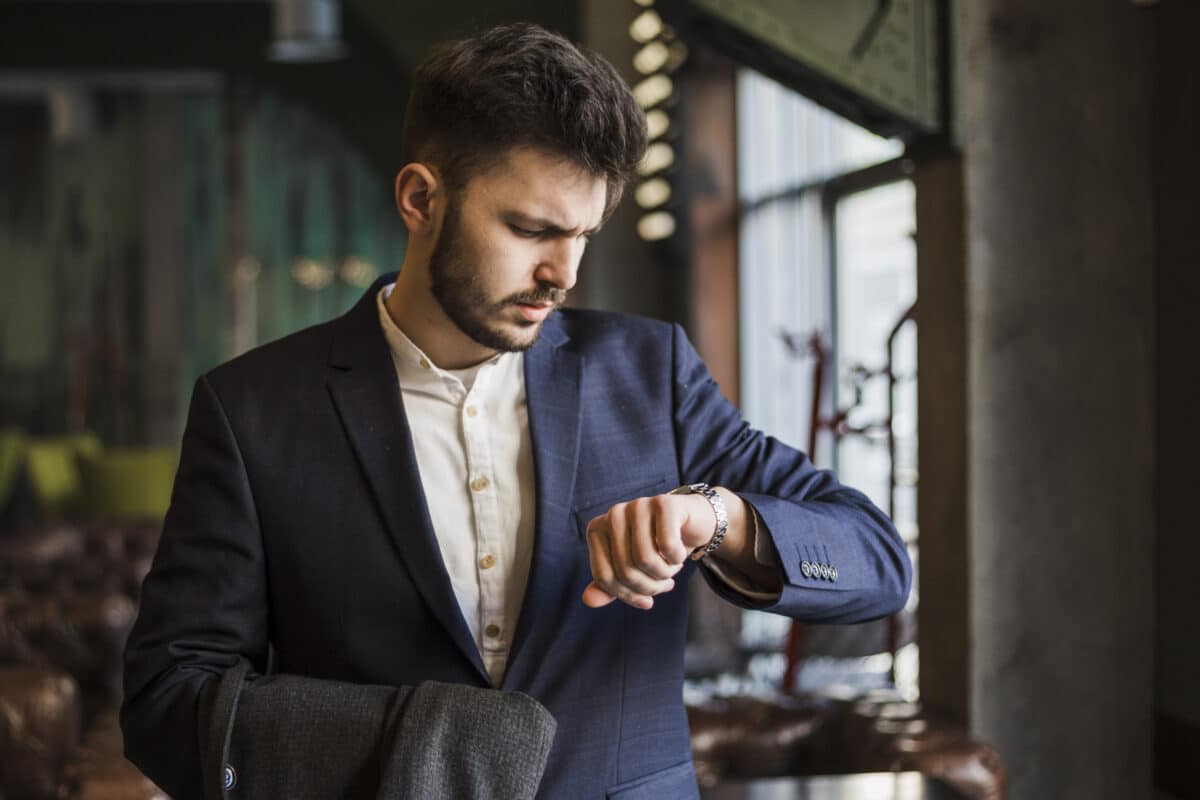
[122,23,911,800]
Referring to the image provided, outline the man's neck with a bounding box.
[384,264,500,371]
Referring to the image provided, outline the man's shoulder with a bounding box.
[200,316,339,398]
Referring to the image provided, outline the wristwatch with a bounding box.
[669,482,728,560]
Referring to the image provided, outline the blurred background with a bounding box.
[0,1,1194,798]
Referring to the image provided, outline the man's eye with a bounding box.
[510,225,541,238]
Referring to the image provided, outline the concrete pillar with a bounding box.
[914,155,968,726]
[964,3,1155,798]
[1152,3,1200,796]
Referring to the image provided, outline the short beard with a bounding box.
[428,203,566,353]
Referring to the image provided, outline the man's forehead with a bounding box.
[468,147,607,226]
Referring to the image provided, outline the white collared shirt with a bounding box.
[377,284,535,686]
[377,285,780,686]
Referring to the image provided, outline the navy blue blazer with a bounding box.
[122,275,911,800]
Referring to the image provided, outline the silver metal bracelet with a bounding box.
[669,482,728,560]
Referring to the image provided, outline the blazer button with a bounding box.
[224,765,237,790]
[820,564,832,580]
[801,560,813,578]
[831,566,839,582]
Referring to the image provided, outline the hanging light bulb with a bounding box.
[268,0,347,62]
[645,109,670,141]
[637,142,675,176]
[635,178,672,209]
[291,257,334,289]
[628,1,680,244]
[233,255,261,286]
[634,41,671,75]
[633,75,673,109]
[338,255,378,288]
[637,211,676,241]
[664,39,689,72]
[629,10,663,44]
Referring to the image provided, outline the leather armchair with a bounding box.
[688,692,1006,800]
[0,523,165,799]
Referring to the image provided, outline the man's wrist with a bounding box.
[699,489,783,593]
[669,482,728,559]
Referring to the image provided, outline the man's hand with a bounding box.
[581,491,718,610]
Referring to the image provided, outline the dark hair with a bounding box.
[401,23,647,218]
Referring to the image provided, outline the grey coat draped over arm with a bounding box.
[196,660,557,800]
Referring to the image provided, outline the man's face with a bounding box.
[427,147,608,353]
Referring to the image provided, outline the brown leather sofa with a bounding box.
[688,692,1006,799]
[0,523,1004,799]
[0,524,167,799]
[0,666,81,799]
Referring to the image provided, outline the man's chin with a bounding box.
[497,321,544,352]
[462,317,544,353]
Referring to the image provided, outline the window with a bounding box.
[735,68,917,699]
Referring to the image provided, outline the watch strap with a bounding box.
[669,482,728,560]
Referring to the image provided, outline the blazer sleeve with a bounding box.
[669,324,913,623]
[121,374,270,800]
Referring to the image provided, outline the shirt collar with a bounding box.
[376,282,510,391]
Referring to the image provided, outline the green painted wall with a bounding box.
[0,88,407,446]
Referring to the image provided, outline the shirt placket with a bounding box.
[460,371,508,673]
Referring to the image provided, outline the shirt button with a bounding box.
[485,624,501,638]
[480,554,496,569]
[419,357,431,369]
[470,477,490,491]
[466,405,478,417]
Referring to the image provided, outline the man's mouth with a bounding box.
[515,302,555,322]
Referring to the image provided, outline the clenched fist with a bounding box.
[581,489,723,610]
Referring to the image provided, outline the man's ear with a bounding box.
[394,163,441,235]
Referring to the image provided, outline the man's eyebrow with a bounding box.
[503,211,602,236]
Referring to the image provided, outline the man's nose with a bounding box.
[534,238,583,291]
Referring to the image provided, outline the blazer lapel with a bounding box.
[502,314,583,689]
[324,278,489,684]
